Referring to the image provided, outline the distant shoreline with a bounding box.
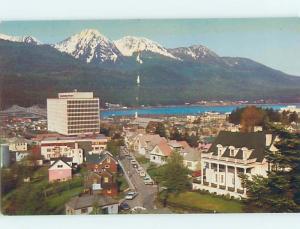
[101,102,299,112]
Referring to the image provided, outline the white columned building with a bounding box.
[194,131,278,199]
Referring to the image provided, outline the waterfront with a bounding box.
[100,104,298,118]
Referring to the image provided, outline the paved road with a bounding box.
[119,149,157,210]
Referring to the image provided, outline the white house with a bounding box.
[133,134,166,158]
[65,194,119,215]
[6,137,28,152]
[149,141,172,165]
[192,131,278,199]
[40,135,107,165]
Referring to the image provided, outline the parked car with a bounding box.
[130,160,137,164]
[144,180,154,185]
[119,202,130,211]
[139,171,146,177]
[125,191,138,200]
[143,176,151,181]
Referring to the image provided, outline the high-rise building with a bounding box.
[47,91,100,136]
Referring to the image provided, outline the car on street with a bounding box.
[125,191,138,200]
[139,171,146,177]
[130,159,137,164]
[119,202,130,211]
[144,180,154,185]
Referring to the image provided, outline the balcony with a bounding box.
[202,153,257,165]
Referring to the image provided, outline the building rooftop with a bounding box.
[66,194,118,210]
[41,134,107,142]
[207,131,275,162]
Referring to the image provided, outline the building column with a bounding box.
[243,168,247,196]
[201,161,204,185]
[217,163,220,188]
[208,162,212,187]
[234,166,237,193]
[225,165,228,191]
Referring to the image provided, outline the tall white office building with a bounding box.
[47,91,100,136]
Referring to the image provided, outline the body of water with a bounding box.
[100,104,298,119]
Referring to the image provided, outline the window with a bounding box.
[104,177,109,183]
[215,174,218,182]
[230,149,234,157]
[57,165,63,168]
[47,148,51,152]
[186,162,192,167]
[107,189,112,194]
[105,165,110,169]
[221,175,224,183]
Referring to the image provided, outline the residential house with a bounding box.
[149,141,172,165]
[133,134,167,158]
[85,151,118,174]
[65,194,119,215]
[183,148,201,171]
[84,171,118,196]
[6,137,28,152]
[193,131,278,199]
[40,134,108,165]
[48,158,72,182]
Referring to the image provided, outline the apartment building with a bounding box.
[47,91,100,135]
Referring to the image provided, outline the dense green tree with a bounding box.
[170,127,183,141]
[162,152,190,194]
[186,133,199,147]
[289,112,299,123]
[155,122,167,138]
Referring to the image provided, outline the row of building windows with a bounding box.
[68,116,99,121]
[68,121,99,125]
[68,112,99,117]
[67,100,99,104]
[68,129,99,134]
[67,104,99,109]
[67,109,99,113]
[68,125,99,130]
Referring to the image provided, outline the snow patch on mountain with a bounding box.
[54,29,121,63]
[114,36,178,59]
[0,33,40,44]
[169,45,218,60]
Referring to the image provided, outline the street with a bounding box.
[119,148,158,210]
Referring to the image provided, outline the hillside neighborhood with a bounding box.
[1,91,300,214]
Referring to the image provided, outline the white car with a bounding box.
[125,191,138,200]
[139,171,146,177]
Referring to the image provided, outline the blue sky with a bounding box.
[1,18,300,76]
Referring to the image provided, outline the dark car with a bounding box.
[120,202,130,211]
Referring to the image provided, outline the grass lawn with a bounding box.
[135,156,150,165]
[117,175,129,192]
[2,166,84,215]
[46,186,83,214]
[166,191,244,213]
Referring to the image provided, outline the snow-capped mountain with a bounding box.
[168,45,219,61]
[114,36,178,60]
[54,29,122,63]
[0,33,40,44]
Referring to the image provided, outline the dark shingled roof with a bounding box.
[207,131,273,162]
[66,194,118,210]
[85,151,117,164]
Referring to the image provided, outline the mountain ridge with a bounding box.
[0,29,300,108]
